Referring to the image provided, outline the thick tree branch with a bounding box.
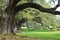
[13,0,21,7]
[51,4,59,10]
[14,3,60,15]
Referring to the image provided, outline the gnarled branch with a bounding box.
[14,3,60,15]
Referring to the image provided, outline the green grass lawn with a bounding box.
[16,31,60,40]
[0,31,60,40]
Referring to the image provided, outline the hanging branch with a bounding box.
[14,3,60,15]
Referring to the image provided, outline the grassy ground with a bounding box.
[0,31,60,40]
[16,31,60,40]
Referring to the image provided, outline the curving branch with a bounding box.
[14,3,60,15]
[13,0,21,7]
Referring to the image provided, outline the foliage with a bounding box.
[0,0,5,10]
[14,0,60,31]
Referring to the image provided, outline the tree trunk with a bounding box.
[1,0,15,34]
[0,0,21,35]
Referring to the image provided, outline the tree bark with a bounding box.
[2,0,15,34]
[3,0,21,34]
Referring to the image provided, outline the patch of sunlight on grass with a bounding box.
[16,31,60,38]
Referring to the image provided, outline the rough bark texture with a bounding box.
[3,0,21,34]
[2,0,15,34]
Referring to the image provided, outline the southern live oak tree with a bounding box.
[1,0,60,34]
